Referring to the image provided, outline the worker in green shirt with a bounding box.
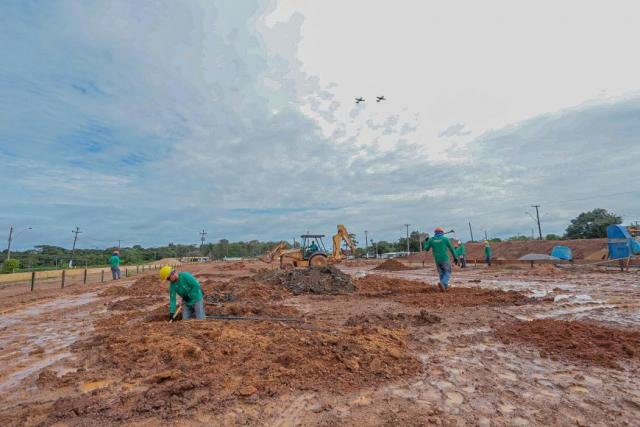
[109,250,121,280]
[455,241,467,268]
[159,266,205,320]
[423,227,458,291]
[484,241,493,266]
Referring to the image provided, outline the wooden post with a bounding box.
[61,270,66,288]
[83,268,88,284]
[30,271,36,292]
[136,265,139,274]
[530,261,534,268]
[125,268,128,277]
[101,269,104,282]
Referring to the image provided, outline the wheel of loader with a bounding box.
[308,254,328,267]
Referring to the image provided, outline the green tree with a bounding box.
[507,235,531,241]
[1,258,20,274]
[564,208,622,239]
[545,233,563,240]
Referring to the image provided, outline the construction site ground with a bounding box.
[1,259,639,426]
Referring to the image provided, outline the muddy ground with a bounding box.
[1,260,639,425]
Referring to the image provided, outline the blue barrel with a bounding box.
[550,246,572,260]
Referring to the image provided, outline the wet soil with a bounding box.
[495,319,640,369]
[2,261,640,425]
[374,259,413,271]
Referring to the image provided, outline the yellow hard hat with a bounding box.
[159,265,173,281]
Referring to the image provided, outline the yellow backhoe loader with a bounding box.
[279,224,356,268]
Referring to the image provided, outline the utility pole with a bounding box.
[404,224,410,254]
[117,240,121,249]
[417,229,422,252]
[468,222,475,242]
[531,205,543,240]
[70,226,81,268]
[199,229,207,249]
[6,225,13,261]
[484,230,488,241]
[364,230,368,256]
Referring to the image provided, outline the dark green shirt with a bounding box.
[109,255,120,268]
[484,246,492,257]
[423,235,457,263]
[169,272,203,313]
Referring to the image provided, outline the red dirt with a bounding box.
[219,261,247,270]
[374,259,413,271]
[345,310,441,328]
[106,296,163,311]
[521,264,566,277]
[355,275,435,296]
[355,275,532,307]
[24,321,419,425]
[495,319,640,369]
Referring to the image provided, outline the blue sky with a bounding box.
[2,1,640,250]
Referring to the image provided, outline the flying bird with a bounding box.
[355,97,365,104]
[376,96,386,102]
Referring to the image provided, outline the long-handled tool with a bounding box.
[169,305,182,323]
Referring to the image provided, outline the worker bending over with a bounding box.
[159,266,205,320]
[423,227,458,291]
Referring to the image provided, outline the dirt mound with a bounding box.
[219,261,247,270]
[257,266,354,295]
[98,275,163,297]
[374,259,412,271]
[345,309,441,328]
[495,319,640,369]
[31,321,419,424]
[522,264,566,277]
[355,275,434,296]
[395,287,532,307]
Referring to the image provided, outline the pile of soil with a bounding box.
[345,309,441,328]
[201,276,298,318]
[395,287,532,308]
[355,275,433,296]
[98,276,164,298]
[29,321,419,424]
[374,259,412,271]
[495,319,640,369]
[219,262,246,270]
[522,265,566,277]
[257,266,354,295]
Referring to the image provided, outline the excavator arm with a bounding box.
[259,241,288,263]
[332,224,356,260]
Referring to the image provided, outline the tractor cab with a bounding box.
[301,234,327,258]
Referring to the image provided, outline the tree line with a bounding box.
[1,208,632,273]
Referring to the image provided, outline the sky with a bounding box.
[1,0,640,250]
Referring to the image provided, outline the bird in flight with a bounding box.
[376,96,386,102]
[355,97,365,104]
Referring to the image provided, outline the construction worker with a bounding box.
[109,250,121,280]
[159,266,205,320]
[306,241,319,257]
[423,227,458,291]
[484,241,493,266]
[455,241,467,268]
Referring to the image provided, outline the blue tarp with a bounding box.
[607,225,632,259]
[550,246,572,260]
[632,239,640,255]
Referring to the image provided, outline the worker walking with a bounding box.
[159,266,205,320]
[484,241,493,266]
[109,250,121,280]
[455,241,467,268]
[423,227,458,291]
